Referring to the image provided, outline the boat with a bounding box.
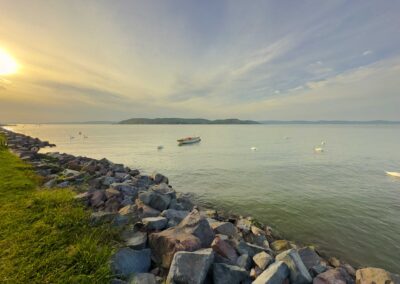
[177,136,201,145]
[314,146,324,153]
[386,171,400,178]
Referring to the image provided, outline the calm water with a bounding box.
[7,124,400,273]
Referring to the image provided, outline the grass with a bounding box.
[0,135,118,283]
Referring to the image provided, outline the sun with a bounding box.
[0,48,18,76]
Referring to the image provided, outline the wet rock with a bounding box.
[237,241,269,257]
[251,225,266,236]
[152,172,169,184]
[149,228,202,268]
[212,263,251,284]
[276,249,312,284]
[173,193,195,211]
[142,217,168,231]
[328,257,341,268]
[298,247,327,275]
[253,251,273,270]
[166,248,214,284]
[177,209,215,248]
[271,240,291,253]
[253,261,290,284]
[314,267,354,284]
[161,209,189,228]
[355,267,400,284]
[110,248,151,278]
[211,236,239,263]
[128,273,157,284]
[212,221,238,237]
[236,254,252,270]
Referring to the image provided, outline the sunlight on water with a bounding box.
[8,124,400,272]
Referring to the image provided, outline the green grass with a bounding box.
[0,135,118,283]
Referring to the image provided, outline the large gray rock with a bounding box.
[177,209,215,247]
[161,209,190,228]
[298,247,327,276]
[236,254,252,270]
[253,261,290,284]
[110,248,151,278]
[211,236,239,263]
[124,231,147,250]
[276,249,312,284]
[211,221,238,237]
[152,172,169,184]
[111,182,138,196]
[253,251,273,270]
[90,190,106,207]
[128,273,157,284]
[355,267,400,284]
[139,188,172,211]
[166,248,214,284]
[142,216,168,230]
[237,241,269,257]
[213,263,251,284]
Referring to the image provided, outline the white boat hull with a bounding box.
[386,171,400,178]
[178,137,201,145]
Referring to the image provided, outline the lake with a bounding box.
[7,124,400,273]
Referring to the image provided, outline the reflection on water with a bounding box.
[8,124,400,273]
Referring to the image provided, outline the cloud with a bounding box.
[363,50,373,56]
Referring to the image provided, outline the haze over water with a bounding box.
[8,123,400,273]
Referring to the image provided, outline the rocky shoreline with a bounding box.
[1,127,399,284]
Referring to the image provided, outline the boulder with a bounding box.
[236,218,252,232]
[253,251,273,270]
[149,228,202,268]
[211,236,239,263]
[236,254,252,270]
[237,241,269,257]
[142,217,168,231]
[271,240,291,253]
[355,267,400,284]
[152,172,169,184]
[128,273,157,284]
[111,182,138,196]
[212,263,251,284]
[90,190,106,207]
[90,211,116,225]
[139,189,172,211]
[276,249,312,284]
[104,197,121,212]
[161,209,190,228]
[103,176,116,186]
[211,221,238,237]
[110,248,151,278]
[298,247,326,274]
[314,267,354,284]
[106,188,121,199]
[124,231,147,250]
[166,248,214,284]
[177,209,215,247]
[253,261,290,284]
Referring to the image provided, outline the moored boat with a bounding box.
[177,136,201,145]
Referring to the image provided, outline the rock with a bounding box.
[74,191,91,202]
[314,267,354,284]
[271,240,291,253]
[177,209,215,248]
[110,248,151,278]
[276,249,312,284]
[161,209,189,228]
[103,176,116,186]
[152,172,169,184]
[142,217,168,231]
[111,182,138,196]
[253,251,273,270]
[44,178,57,188]
[236,254,252,270]
[355,267,400,284]
[104,197,121,212]
[251,225,266,236]
[90,211,116,225]
[236,218,252,232]
[124,231,147,250]
[138,203,161,218]
[212,221,238,237]
[119,204,138,216]
[250,267,263,280]
[149,228,202,268]
[90,190,106,207]
[342,263,356,277]
[106,188,121,199]
[237,241,269,257]
[298,247,326,274]
[253,261,290,284]
[166,248,214,284]
[63,169,81,177]
[211,236,239,263]
[212,263,250,284]
[328,257,341,268]
[244,232,269,248]
[58,181,70,188]
[139,190,171,211]
[174,193,195,211]
[128,273,157,284]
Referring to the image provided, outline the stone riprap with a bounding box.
[1,127,399,284]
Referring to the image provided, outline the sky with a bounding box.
[0,0,399,123]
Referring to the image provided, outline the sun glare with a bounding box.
[0,48,18,75]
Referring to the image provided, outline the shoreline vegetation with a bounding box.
[1,127,399,284]
[118,118,260,125]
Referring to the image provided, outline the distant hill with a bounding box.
[119,118,260,125]
[260,120,400,124]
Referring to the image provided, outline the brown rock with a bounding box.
[177,209,215,247]
[149,228,202,268]
[271,240,291,252]
[314,267,354,284]
[211,236,239,263]
[356,267,400,284]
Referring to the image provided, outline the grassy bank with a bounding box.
[0,136,117,283]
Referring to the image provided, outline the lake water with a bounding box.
[6,124,400,273]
